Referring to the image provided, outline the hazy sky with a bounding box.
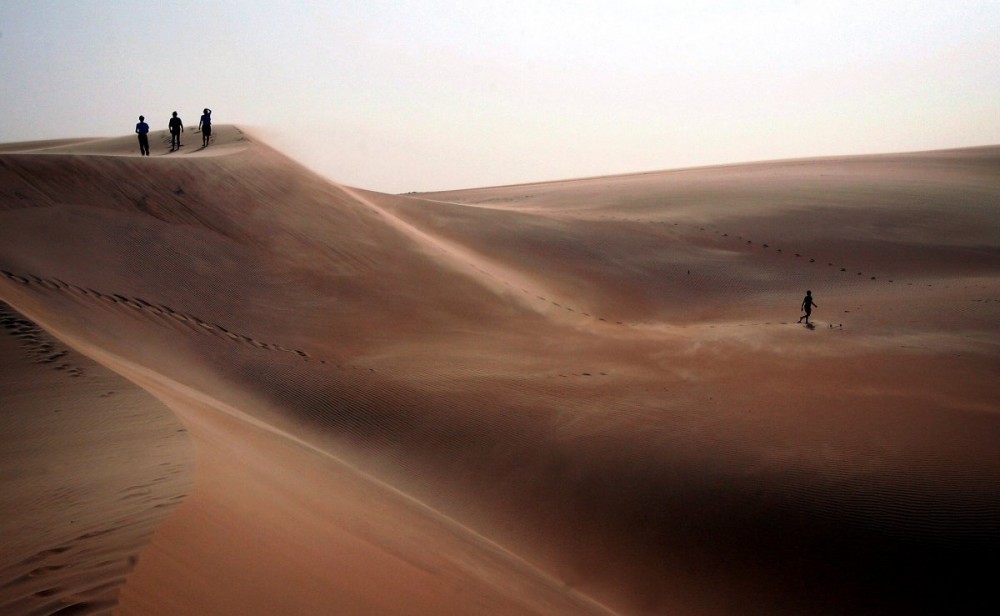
[1,1,998,193]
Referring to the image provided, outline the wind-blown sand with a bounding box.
[1,126,997,615]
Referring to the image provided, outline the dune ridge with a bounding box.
[1,127,998,614]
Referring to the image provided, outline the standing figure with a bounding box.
[798,290,818,325]
[198,108,212,147]
[168,111,184,151]
[135,115,150,156]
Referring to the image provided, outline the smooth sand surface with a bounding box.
[1,127,998,614]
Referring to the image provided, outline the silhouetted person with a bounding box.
[798,290,817,324]
[135,115,150,156]
[168,111,184,151]
[198,108,212,147]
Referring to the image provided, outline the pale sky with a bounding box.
[1,1,998,193]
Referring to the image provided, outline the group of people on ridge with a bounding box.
[134,109,212,156]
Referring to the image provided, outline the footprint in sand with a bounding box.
[699,225,905,284]
[0,303,87,377]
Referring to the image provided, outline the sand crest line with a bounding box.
[337,185,636,328]
[28,323,622,616]
[1,269,313,362]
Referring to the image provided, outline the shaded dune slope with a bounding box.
[1,130,998,614]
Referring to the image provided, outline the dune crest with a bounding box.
[1,130,998,614]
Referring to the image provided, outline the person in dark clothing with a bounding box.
[135,115,150,156]
[198,108,212,147]
[168,111,184,151]
[798,290,818,324]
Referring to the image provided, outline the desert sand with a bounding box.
[1,125,997,615]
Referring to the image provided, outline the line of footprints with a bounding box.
[457,216,947,328]
[1,270,317,364]
[598,216,894,279]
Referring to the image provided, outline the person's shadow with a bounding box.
[805,322,816,330]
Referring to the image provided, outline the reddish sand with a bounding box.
[1,126,998,615]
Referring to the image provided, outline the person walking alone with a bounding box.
[798,290,818,325]
[168,111,184,151]
[135,115,150,156]
[198,108,212,147]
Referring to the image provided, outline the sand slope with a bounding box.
[0,302,193,615]
[1,129,998,614]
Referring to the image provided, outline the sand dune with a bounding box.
[1,128,998,614]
